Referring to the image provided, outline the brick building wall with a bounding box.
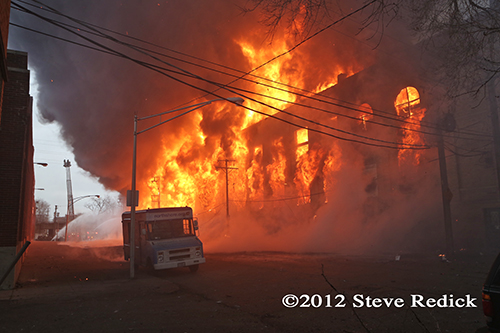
[0,50,34,289]
[0,0,10,64]
[0,0,11,122]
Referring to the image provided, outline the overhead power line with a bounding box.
[12,0,491,142]
[231,190,327,203]
[10,0,439,150]
[11,19,490,145]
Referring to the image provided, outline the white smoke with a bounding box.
[53,211,122,242]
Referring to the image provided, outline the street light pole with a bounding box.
[129,97,244,279]
[130,115,138,279]
[64,194,100,241]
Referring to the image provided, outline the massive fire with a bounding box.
[127,19,430,253]
[135,52,429,238]
[135,31,351,215]
[14,0,442,253]
[238,40,299,127]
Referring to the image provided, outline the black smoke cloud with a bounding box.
[9,1,256,193]
[8,0,379,196]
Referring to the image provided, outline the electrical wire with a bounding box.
[10,1,439,132]
[444,138,494,156]
[193,203,225,216]
[443,143,491,158]
[18,1,488,150]
[9,22,120,57]
[128,59,428,148]
[230,190,327,203]
[12,18,491,146]
[11,1,427,150]
[12,0,493,141]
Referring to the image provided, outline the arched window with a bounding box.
[395,87,420,117]
[358,103,373,130]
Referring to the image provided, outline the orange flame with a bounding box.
[237,40,303,128]
[135,32,359,227]
[266,138,287,199]
[395,87,420,118]
[395,87,426,166]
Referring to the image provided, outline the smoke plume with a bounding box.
[9,0,443,254]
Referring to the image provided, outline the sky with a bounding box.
[6,0,376,215]
[6,0,272,210]
[3,0,450,253]
[29,73,121,216]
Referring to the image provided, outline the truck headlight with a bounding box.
[157,251,165,263]
[195,250,201,257]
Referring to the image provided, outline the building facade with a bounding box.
[239,53,500,252]
[0,50,34,289]
[0,0,12,122]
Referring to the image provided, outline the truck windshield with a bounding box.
[147,218,194,240]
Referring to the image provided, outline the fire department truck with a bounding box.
[122,207,205,272]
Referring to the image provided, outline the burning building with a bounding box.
[125,38,445,254]
[8,0,500,253]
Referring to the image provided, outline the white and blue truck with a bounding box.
[122,207,205,272]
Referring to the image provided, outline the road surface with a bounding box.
[0,241,495,332]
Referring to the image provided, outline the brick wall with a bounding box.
[0,0,10,57]
[0,50,33,248]
[0,0,11,124]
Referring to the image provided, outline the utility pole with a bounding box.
[151,176,161,208]
[53,205,58,223]
[487,79,500,197]
[437,113,456,258]
[437,131,454,257]
[52,205,58,240]
[216,159,238,217]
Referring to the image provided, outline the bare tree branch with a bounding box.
[35,199,50,223]
[246,0,500,97]
[84,195,118,214]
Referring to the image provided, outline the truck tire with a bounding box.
[189,264,199,273]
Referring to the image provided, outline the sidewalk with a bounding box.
[0,240,179,299]
[0,241,270,333]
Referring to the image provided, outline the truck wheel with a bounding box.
[189,264,199,273]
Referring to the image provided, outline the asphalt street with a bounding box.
[0,241,496,332]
